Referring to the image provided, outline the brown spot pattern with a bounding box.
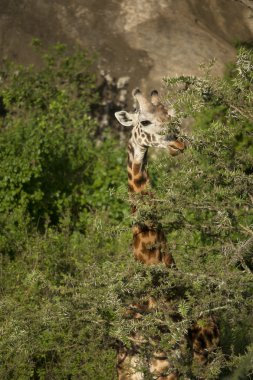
[133,163,141,176]
[128,154,149,193]
[188,318,220,364]
[133,224,174,267]
[146,133,151,141]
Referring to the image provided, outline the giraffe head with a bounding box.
[115,88,185,160]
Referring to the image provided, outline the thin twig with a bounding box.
[239,224,253,236]
[199,304,230,316]
[230,104,253,122]
[233,237,253,275]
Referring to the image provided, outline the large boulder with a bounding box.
[0,0,252,90]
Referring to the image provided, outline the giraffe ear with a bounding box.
[115,111,133,127]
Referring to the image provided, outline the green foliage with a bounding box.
[0,44,127,228]
[0,216,124,379]
[0,46,253,379]
[0,44,129,379]
[153,47,253,378]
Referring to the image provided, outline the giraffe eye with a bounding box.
[141,120,151,126]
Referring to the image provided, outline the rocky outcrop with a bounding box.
[0,0,252,91]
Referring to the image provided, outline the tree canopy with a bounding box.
[0,45,252,379]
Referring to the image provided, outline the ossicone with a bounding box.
[150,90,160,106]
[132,88,154,113]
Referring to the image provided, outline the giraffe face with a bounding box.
[115,89,185,157]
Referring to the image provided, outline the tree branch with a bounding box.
[230,104,253,123]
[233,236,253,274]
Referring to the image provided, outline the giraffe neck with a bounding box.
[127,138,174,267]
[127,139,149,194]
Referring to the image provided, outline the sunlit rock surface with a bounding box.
[0,0,252,90]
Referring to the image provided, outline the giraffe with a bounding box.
[115,89,219,380]
[116,89,184,268]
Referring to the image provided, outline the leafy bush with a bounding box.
[80,47,253,379]
[151,47,253,378]
[0,44,129,379]
[0,46,252,379]
[0,43,127,229]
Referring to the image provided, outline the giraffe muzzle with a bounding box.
[167,140,185,156]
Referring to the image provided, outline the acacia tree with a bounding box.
[94,47,253,379]
[154,47,253,378]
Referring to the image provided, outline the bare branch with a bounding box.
[234,237,253,274]
[240,224,253,236]
[230,104,253,123]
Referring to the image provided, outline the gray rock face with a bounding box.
[0,0,252,91]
